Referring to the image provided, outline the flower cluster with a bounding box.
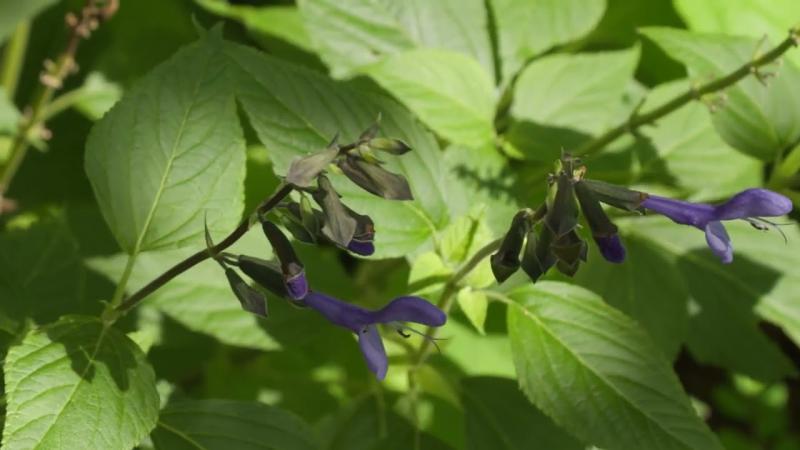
[212,120,446,380]
[491,155,794,284]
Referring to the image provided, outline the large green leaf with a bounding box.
[507,281,722,450]
[462,377,583,450]
[673,0,800,67]
[2,316,159,450]
[620,216,798,381]
[640,27,800,161]
[637,80,762,200]
[363,49,495,146]
[222,41,449,258]
[297,0,494,79]
[574,233,689,359]
[489,0,607,85]
[0,0,57,43]
[85,35,247,254]
[0,216,86,328]
[150,399,320,450]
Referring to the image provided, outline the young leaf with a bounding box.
[2,316,159,450]
[85,36,246,254]
[507,282,723,450]
[456,287,488,335]
[151,399,320,450]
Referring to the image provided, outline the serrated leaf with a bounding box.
[0,216,86,328]
[507,281,722,450]
[151,399,320,450]
[0,0,57,43]
[511,46,640,138]
[490,0,607,85]
[620,216,798,381]
[85,36,247,254]
[673,0,800,68]
[462,377,582,450]
[456,287,487,335]
[297,0,494,79]
[2,316,159,450]
[362,49,495,146]
[640,27,800,161]
[637,80,762,200]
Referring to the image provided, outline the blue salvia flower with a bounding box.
[641,188,793,263]
[302,292,446,379]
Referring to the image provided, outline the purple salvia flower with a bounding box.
[347,239,375,256]
[594,235,626,263]
[284,271,309,300]
[641,188,793,263]
[302,292,446,380]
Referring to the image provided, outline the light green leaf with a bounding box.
[441,320,515,378]
[438,212,495,288]
[363,49,495,146]
[71,72,123,121]
[0,87,20,135]
[222,41,449,258]
[507,281,722,450]
[88,230,280,351]
[620,216,797,381]
[574,233,689,359]
[2,316,159,450]
[637,80,762,201]
[640,27,800,161]
[462,376,583,450]
[511,47,640,137]
[85,35,247,254]
[151,399,320,450]
[408,251,451,297]
[0,215,86,328]
[673,0,800,67]
[490,0,607,85]
[456,287,488,335]
[0,0,57,43]
[297,0,494,79]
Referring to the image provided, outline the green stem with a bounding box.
[768,140,800,190]
[0,21,31,98]
[575,28,800,156]
[103,253,138,322]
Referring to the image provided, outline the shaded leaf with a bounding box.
[0,0,57,43]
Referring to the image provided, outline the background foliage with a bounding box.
[1,0,799,449]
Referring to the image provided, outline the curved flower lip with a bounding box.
[713,188,793,220]
[594,235,626,263]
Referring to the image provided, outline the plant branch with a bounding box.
[575,27,800,156]
[0,0,117,211]
[114,183,295,316]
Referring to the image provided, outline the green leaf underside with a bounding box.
[2,316,159,450]
[641,27,800,161]
[462,377,583,450]
[297,0,494,79]
[507,281,722,450]
[151,399,320,450]
[363,48,495,146]
[85,34,247,254]
[618,216,798,381]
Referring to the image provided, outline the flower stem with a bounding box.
[114,183,294,316]
[575,27,800,156]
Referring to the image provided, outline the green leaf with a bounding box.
[88,234,281,351]
[511,47,640,138]
[0,0,57,43]
[0,216,86,328]
[222,41,449,258]
[574,233,689,359]
[490,0,607,85]
[151,399,320,450]
[0,87,20,135]
[297,0,494,79]
[70,72,123,121]
[362,49,495,146]
[462,377,582,450]
[507,281,722,450]
[2,316,159,450]
[85,35,247,254]
[637,80,762,201]
[456,287,488,335]
[673,0,800,67]
[440,321,516,378]
[640,27,800,161]
[620,217,797,382]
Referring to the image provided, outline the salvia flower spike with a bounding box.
[641,188,793,263]
[302,292,446,380]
